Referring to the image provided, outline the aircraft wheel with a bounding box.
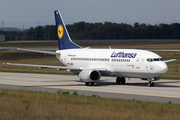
[148,82,154,87]
[116,77,120,84]
[116,77,126,84]
[151,82,154,87]
[90,82,95,86]
[120,77,126,84]
[85,82,89,86]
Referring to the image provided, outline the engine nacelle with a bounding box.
[79,69,101,82]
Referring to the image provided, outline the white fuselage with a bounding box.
[56,49,168,79]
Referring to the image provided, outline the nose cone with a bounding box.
[158,62,168,74]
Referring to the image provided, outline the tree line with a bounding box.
[0,22,180,41]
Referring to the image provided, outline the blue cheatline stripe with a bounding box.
[54,10,81,50]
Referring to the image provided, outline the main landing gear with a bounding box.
[85,82,95,86]
[116,77,126,84]
[148,81,154,87]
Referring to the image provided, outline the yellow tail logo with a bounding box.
[57,24,64,39]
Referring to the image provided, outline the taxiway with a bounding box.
[0,72,180,103]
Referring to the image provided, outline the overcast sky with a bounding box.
[0,0,180,28]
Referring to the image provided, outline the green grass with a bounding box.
[0,89,180,120]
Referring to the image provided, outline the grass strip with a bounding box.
[0,89,180,120]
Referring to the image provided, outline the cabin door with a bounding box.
[135,55,141,69]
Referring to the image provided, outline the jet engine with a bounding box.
[79,69,101,82]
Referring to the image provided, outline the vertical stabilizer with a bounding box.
[54,10,81,50]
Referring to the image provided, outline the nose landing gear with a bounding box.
[148,81,154,87]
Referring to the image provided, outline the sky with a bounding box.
[0,0,180,29]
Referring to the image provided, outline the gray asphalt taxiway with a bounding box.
[0,72,180,104]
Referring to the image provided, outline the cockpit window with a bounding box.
[147,58,163,62]
[160,58,163,61]
[153,58,160,61]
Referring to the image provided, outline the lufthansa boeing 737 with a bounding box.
[3,10,176,87]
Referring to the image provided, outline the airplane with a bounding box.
[3,10,176,87]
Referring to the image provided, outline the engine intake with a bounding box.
[79,69,101,82]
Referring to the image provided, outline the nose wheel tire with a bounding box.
[148,82,154,87]
[116,77,126,84]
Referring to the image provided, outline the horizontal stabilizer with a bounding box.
[164,59,176,63]
[148,49,180,52]
[17,48,57,55]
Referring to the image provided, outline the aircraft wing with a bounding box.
[17,48,57,55]
[2,63,108,72]
[3,63,81,70]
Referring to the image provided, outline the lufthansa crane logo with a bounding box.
[57,25,63,39]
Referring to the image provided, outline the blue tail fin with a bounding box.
[54,10,81,50]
